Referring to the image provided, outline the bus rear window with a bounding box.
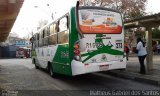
[78,9,122,34]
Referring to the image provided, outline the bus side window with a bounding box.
[49,23,57,45]
[43,27,48,46]
[47,27,50,36]
[58,16,69,44]
[58,30,69,44]
[39,31,43,47]
[59,17,68,32]
[48,34,57,45]
[56,21,59,32]
[50,24,56,35]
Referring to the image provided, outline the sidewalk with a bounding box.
[106,54,160,86]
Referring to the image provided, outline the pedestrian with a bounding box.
[157,43,160,54]
[136,38,147,74]
[124,44,130,61]
[152,44,157,54]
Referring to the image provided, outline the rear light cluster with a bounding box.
[74,43,81,61]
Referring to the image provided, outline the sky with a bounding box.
[11,0,160,38]
[146,0,160,14]
[11,0,77,38]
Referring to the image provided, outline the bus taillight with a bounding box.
[74,44,79,49]
[74,50,80,60]
[74,50,80,55]
[74,43,80,61]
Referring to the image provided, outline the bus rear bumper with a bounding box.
[71,58,127,76]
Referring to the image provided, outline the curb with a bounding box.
[106,71,160,86]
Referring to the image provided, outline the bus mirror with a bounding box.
[79,38,86,52]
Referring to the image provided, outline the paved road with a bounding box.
[0,59,159,96]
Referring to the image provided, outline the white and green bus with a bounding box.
[31,2,126,76]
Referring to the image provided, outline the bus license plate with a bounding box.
[99,65,109,71]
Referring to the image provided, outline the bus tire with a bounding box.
[34,59,39,69]
[48,63,54,77]
[119,68,126,71]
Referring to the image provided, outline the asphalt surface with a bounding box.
[0,59,159,96]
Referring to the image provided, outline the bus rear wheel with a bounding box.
[48,63,54,77]
[34,59,39,69]
[35,64,39,69]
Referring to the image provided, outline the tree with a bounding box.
[152,28,160,39]
[79,0,147,19]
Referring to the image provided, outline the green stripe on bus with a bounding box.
[69,7,79,63]
[52,44,72,76]
[81,34,123,63]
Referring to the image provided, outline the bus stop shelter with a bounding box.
[125,13,160,71]
[0,0,23,42]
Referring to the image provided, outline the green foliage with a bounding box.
[79,0,147,19]
[152,28,160,39]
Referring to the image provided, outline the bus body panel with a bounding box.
[69,7,79,65]
[34,46,58,68]
[70,7,126,76]
[33,44,72,76]
[71,58,126,76]
[52,44,72,76]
